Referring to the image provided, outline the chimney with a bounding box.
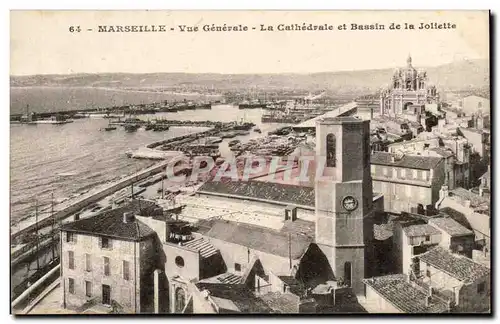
[123,211,135,223]
[202,289,211,300]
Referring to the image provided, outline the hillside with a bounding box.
[10,59,489,93]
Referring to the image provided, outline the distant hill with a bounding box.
[10,59,489,93]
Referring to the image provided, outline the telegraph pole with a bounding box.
[35,200,40,270]
[51,192,55,261]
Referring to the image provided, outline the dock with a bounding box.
[11,159,175,243]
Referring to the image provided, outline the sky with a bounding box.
[10,10,490,75]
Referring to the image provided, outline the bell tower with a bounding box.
[314,116,374,296]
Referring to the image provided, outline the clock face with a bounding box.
[342,196,358,211]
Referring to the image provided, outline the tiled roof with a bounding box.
[198,180,315,207]
[403,224,441,237]
[371,152,443,170]
[450,187,490,208]
[363,274,449,313]
[182,237,218,259]
[260,292,299,313]
[428,217,473,237]
[280,219,315,239]
[429,147,454,158]
[195,282,272,313]
[374,223,393,241]
[201,219,312,260]
[419,246,490,284]
[61,200,156,241]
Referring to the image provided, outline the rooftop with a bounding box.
[429,147,455,158]
[449,187,490,208]
[198,180,315,207]
[363,274,449,313]
[374,223,393,241]
[61,200,157,241]
[371,152,443,170]
[419,246,490,284]
[200,219,313,260]
[260,292,300,313]
[402,224,441,237]
[428,217,473,237]
[195,282,273,313]
[181,237,219,259]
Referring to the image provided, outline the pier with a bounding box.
[11,159,175,243]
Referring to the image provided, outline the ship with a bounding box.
[228,139,240,147]
[27,115,74,125]
[152,124,170,132]
[197,103,212,109]
[124,124,140,132]
[238,100,267,109]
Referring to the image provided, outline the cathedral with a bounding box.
[379,55,439,117]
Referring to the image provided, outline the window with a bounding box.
[68,251,75,270]
[383,167,388,176]
[102,285,111,305]
[68,278,75,294]
[101,237,111,249]
[344,262,352,287]
[85,281,92,297]
[401,169,406,179]
[85,253,91,272]
[234,263,241,272]
[66,232,76,243]
[104,257,110,276]
[478,282,485,294]
[175,288,186,313]
[426,270,431,277]
[175,256,185,268]
[326,134,336,167]
[123,260,130,281]
[425,235,431,242]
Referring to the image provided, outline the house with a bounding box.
[393,221,441,276]
[370,151,445,214]
[59,200,160,313]
[363,274,450,313]
[427,217,474,258]
[460,95,490,116]
[418,246,490,313]
[436,187,490,254]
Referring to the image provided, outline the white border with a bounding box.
[3,1,498,323]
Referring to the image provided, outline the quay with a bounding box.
[11,159,175,243]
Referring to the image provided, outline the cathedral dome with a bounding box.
[402,54,417,80]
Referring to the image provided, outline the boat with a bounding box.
[152,124,170,132]
[238,100,267,109]
[196,103,212,110]
[144,124,154,131]
[103,119,117,131]
[27,115,73,125]
[205,137,223,145]
[124,124,140,132]
[228,139,240,147]
[254,127,262,133]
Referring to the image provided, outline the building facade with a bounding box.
[380,55,439,118]
[370,152,445,214]
[314,116,375,296]
[60,209,158,313]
